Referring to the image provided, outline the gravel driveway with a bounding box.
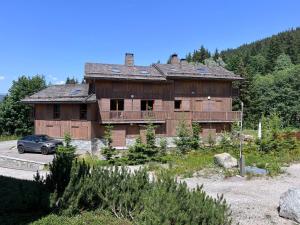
[0,140,54,164]
[183,164,300,225]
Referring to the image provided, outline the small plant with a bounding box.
[174,120,192,154]
[190,122,201,150]
[158,137,167,156]
[207,133,215,147]
[44,133,76,207]
[127,123,162,164]
[101,124,116,161]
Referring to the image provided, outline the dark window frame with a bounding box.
[80,104,88,120]
[174,100,182,110]
[53,104,60,119]
[141,100,154,111]
[110,99,124,111]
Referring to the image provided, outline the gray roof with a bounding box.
[21,84,96,104]
[154,63,243,80]
[85,62,242,81]
[85,63,165,81]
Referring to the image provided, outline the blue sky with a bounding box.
[0,0,299,93]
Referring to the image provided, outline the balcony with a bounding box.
[100,111,168,124]
[192,111,241,122]
[99,110,241,124]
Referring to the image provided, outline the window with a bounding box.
[174,100,182,110]
[53,104,60,119]
[22,136,33,141]
[80,104,87,120]
[141,100,154,111]
[110,99,124,111]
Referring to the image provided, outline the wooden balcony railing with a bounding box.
[100,111,241,123]
[192,111,241,122]
[100,111,168,123]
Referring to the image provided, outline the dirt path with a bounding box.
[183,164,300,225]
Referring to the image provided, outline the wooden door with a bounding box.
[112,129,126,147]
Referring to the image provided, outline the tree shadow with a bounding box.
[0,175,50,225]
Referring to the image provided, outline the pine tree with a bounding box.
[266,38,282,72]
[213,49,220,61]
[102,124,116,161]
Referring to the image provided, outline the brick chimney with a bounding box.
[170,53,180,65]
[125,53,134,66]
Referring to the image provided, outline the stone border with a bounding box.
[0,155,46,171]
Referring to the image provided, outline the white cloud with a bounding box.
[0,76,5,80]
[55,80,65,85]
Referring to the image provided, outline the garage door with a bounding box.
[47,125,61,138]
[71,125,89,139]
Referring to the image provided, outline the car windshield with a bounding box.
[38,135,52,142]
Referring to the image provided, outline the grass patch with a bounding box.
[30,210,132,225]
[0,135,19,142]
[160,150,217,177]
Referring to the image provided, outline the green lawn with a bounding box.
[153,142,300,177]
[0,135,19,142]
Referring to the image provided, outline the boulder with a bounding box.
[242,134,255,142]
[279,188,300,223]
[214,153,238,169]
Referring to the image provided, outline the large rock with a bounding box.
[279,188,300,223]
[214,153,238,169]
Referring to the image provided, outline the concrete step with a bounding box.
[0,155,46,171]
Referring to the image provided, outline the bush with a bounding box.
[0,175,49,225]
[127,123,161,164]
[101,124,116,161]
[174,121,201,153]
[30,210,131,225]
[158,137,167,156]
[174,120,192,153]
[137,174,231,225]
[0,176,49,214]
[59,164,150,217]
[57,162,232,224]
[258,114,298,153]
[44,133,76,207]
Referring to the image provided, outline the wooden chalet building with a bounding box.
[22,53,243,150]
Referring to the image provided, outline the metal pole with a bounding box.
[239,101,245,176]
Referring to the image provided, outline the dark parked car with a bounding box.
[17,135,63,155]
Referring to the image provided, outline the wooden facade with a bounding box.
[25,54,242,147]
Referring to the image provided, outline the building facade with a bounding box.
[22,53,243,150]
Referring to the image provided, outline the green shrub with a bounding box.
[0,176,49,214]
[190,122,201,150]
[127,123,161,164]
[101,124,116,161]
[137,174,231,225]
[57,162,232,224]
[174,120,192,153]
[59,164,150,217]
[44,133,76,207]
[30,210,132,225]
[159,137,167,156]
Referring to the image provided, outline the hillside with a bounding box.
[0,94,5,102]
[221,28,300,73]
[186,28,300,128]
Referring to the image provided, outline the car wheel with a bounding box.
[41,146,49,155]
[18,146,25,154]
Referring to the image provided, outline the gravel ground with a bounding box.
[0,167,48,180]
[0,140,54,164]
[183,164,300,225]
